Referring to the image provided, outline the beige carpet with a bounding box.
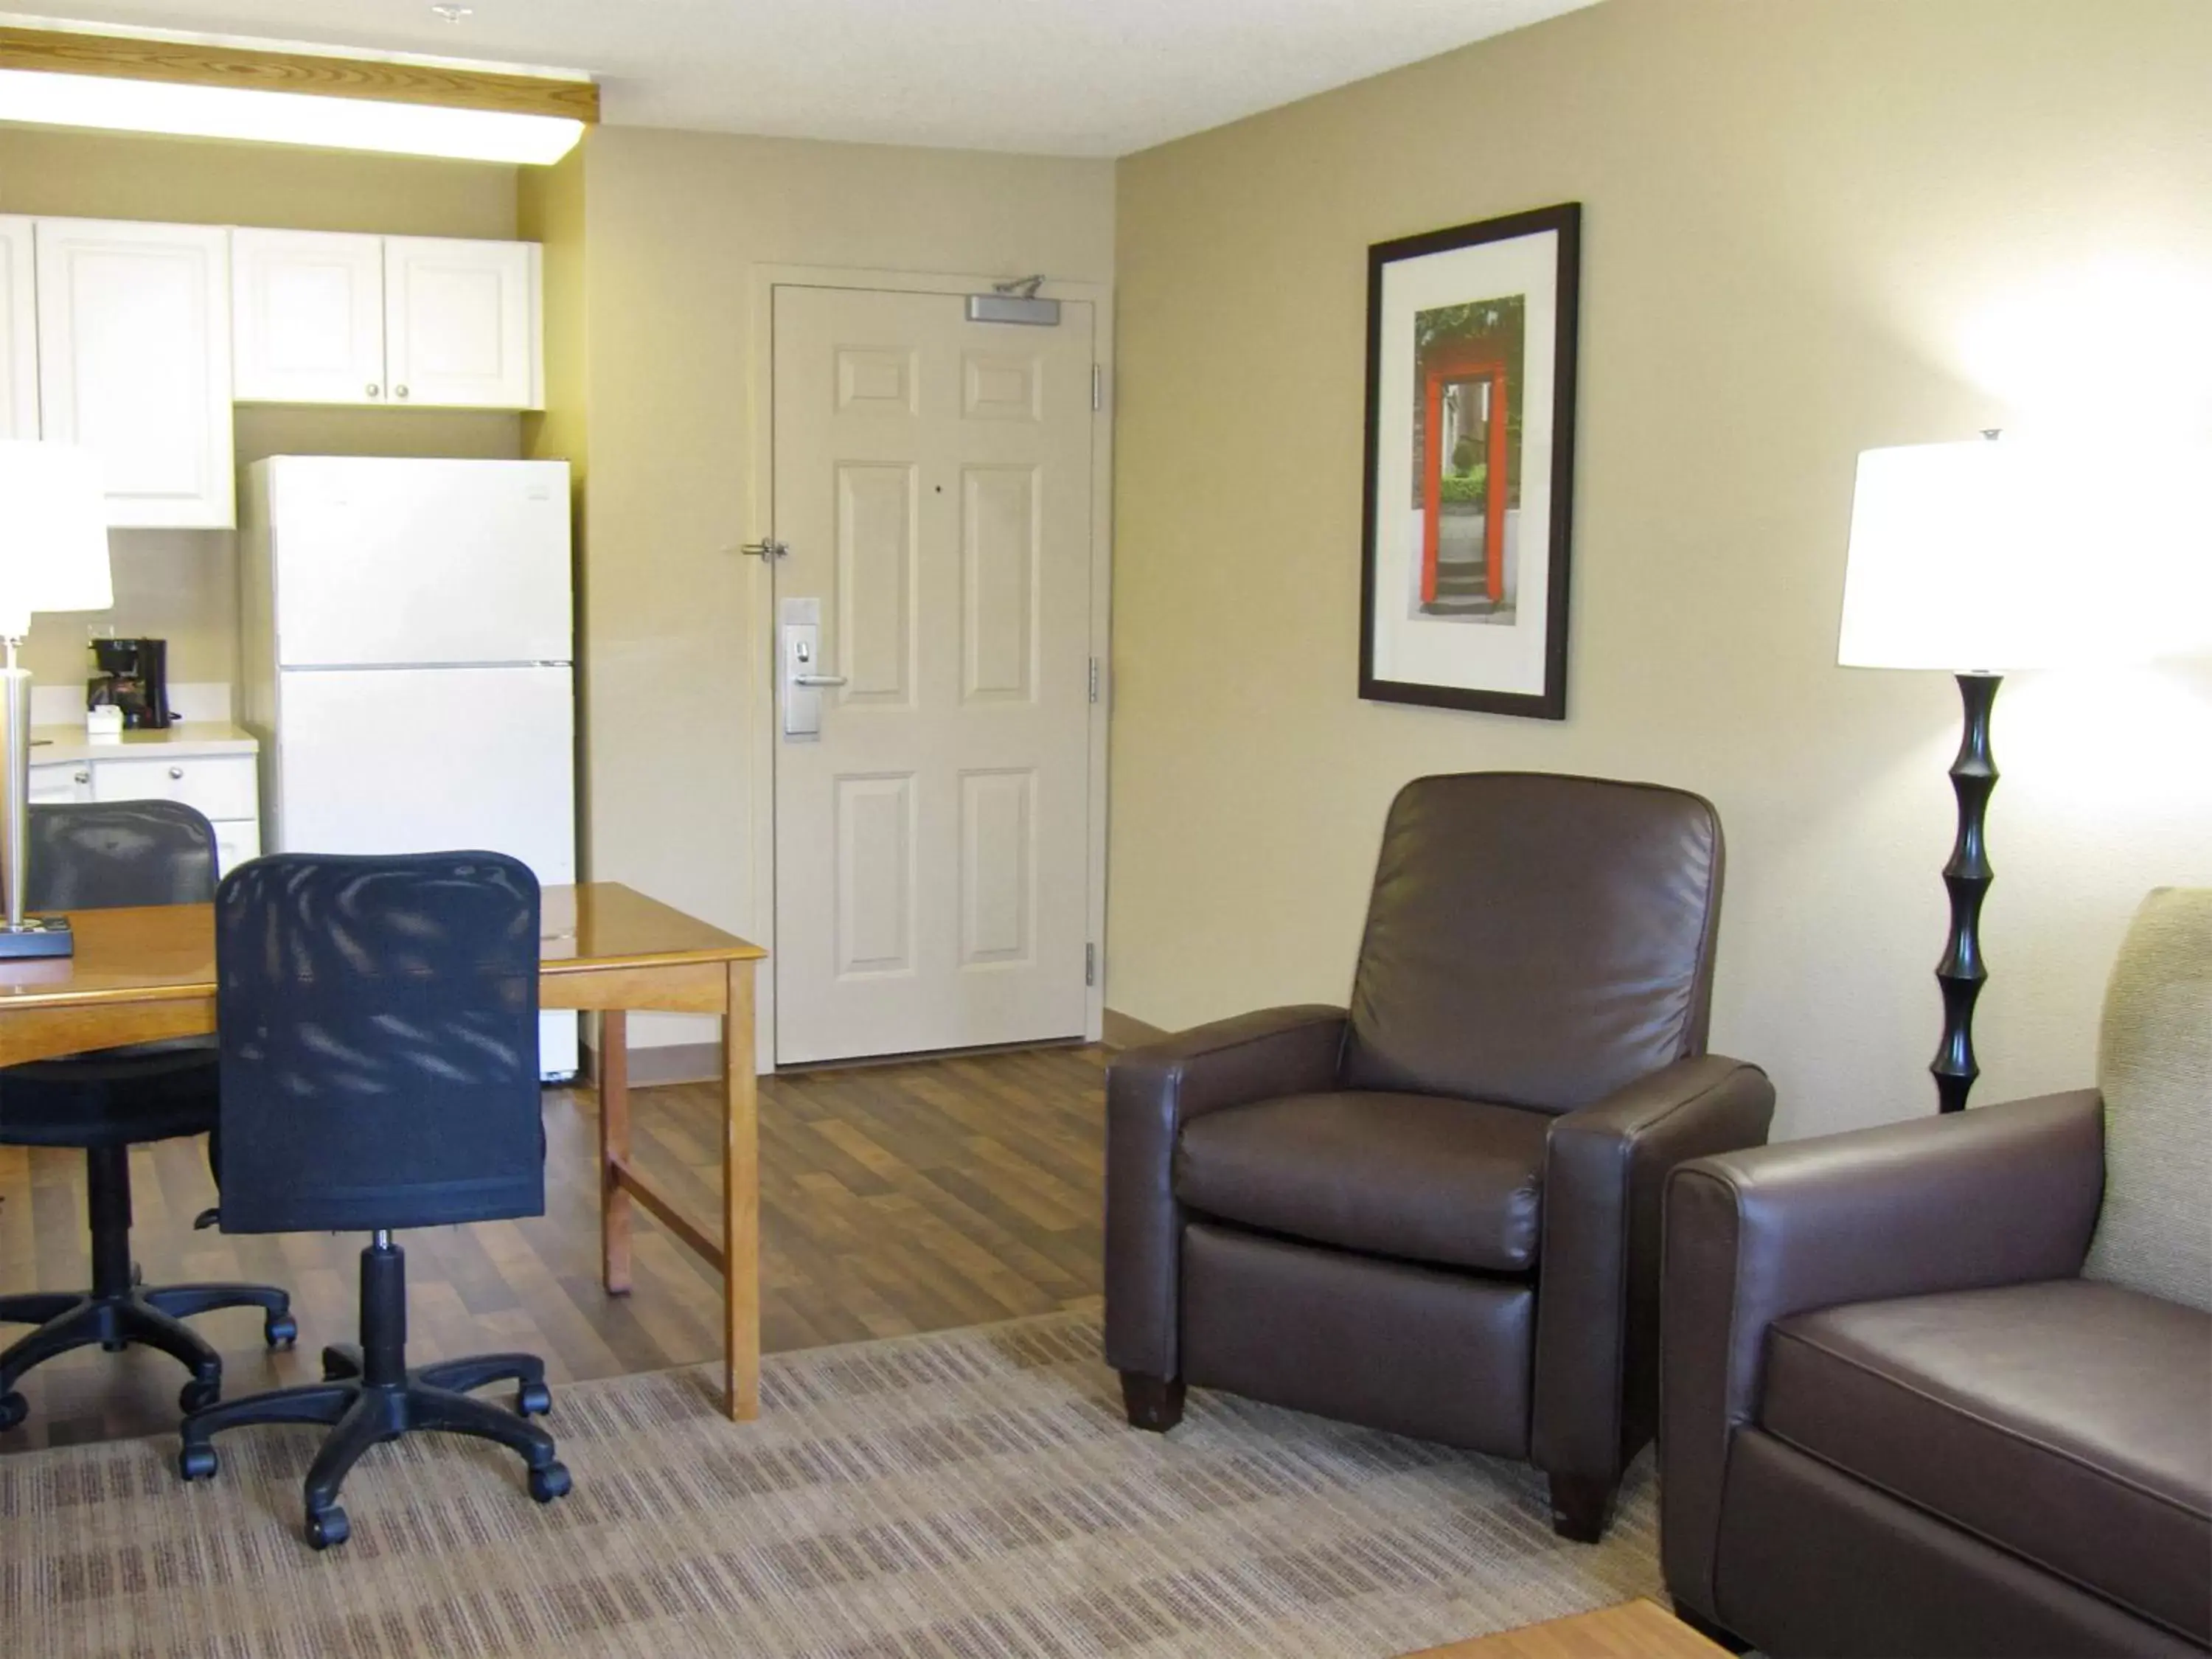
[2,1313,1661,1658]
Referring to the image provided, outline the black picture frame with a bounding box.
[1357,201,1581,720]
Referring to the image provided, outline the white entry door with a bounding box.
[772,285,1096,1065]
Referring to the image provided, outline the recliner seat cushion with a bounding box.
[1762,1279,2212,1644]
[1172,1091,1548,1273]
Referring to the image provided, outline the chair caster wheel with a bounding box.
[177,1442,218,1481]
[528,1461,571,1503]
[179,1377,222,1414]
[265,1312,298,1349]
[305,1506,350,1551]
[515,1380,552,1418]
[0,1392,25,1433]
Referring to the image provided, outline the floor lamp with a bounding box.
[1836,434,2081,1113]
[0,441,114,959]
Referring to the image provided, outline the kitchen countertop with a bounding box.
[27,723,260,765]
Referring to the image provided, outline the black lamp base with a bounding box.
[0,916,74,958]
[1933,672,1998,1113]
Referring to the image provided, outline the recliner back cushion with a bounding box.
[1341,773,1722,1113]
[2084,886,2212,1312]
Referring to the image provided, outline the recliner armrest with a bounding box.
[1109,1005,1349,1122]
[1531,1056,1775,1497]
[1659,1088,2105,1621]
[1104,1005,1347,1381]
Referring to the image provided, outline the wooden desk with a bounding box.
[0,883,769,1422]
[1397,1601,1727,1658]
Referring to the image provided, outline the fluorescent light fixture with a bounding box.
[0,66,583,164]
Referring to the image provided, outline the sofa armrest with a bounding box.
[1659,1088,2105,1621]
[1103,1006,1347,1380]
[1531,1055,1775,1498]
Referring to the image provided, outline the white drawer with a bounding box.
[28,762,93,804]
[212,818,260,875]
[92,754,259,821]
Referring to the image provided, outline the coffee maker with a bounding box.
[87,636,174,729]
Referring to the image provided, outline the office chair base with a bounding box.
[176,1238,567,1548]
[0,1282,295,1429]
[179,1371,569,1548]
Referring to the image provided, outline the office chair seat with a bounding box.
[1,1038,223,1147]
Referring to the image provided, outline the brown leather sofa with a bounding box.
[1105,772,1775,1540]
[1663,1093,2212,1656]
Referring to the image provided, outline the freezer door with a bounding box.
[274,664,578,1078]
[268,456,571,668]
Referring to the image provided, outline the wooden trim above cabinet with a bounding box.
[0,26,599,124]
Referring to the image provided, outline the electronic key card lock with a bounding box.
[779,597,846,740]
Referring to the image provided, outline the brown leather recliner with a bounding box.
[1105,771,1776,1540]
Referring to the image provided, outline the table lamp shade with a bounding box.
[0,441,113,637]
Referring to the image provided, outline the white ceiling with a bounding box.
[9,0,1604,156]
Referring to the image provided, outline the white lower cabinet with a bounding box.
[211,819,262,872]
[28,762,92,805]
[30,745,262,874]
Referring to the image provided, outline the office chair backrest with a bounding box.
[1342,771,1725,1115]
[27,800,218,911]
[214,851,544,1236]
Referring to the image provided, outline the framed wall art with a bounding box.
[1358,202,1581,719]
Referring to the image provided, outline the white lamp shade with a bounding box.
[1838,437,2211,672]
[0,442,114,638]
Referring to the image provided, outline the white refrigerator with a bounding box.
[240,456,579,1079]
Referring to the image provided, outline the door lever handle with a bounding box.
[793,673,848,686]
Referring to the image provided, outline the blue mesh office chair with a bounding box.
[177,851,571,1549]
[0,802,295,1433]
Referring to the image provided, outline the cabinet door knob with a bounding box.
[168,766,184,780]
[73,770,89,784]
[367,383,383,398]
[395,385,410,400]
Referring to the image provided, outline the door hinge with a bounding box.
[1091,364,1103,412]
[1088,656,1101,703]
[1085,943,1097,987]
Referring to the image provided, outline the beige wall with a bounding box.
[572,127,1113,1046]
[0,126,521,692]
[1108,0,2212,1136]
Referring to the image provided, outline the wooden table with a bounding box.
[0,882,769,1421]
[1397,1601,1728,1658]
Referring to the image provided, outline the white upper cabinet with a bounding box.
[0,217,35,440]
[231,229,541,410]
[231,228,386,406]
[35,218,234,529]
[383,236,541,410]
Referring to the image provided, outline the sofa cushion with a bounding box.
[1172,1090,1548,1273]
[1763,1279,2212,1644]
[2086,886,2212,1312]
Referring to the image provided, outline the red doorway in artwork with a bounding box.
[1421,342,1510,609]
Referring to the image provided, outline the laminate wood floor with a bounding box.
[0,1043,1107,1452]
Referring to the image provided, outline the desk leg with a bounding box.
[723,960,759,1421]
[598,1009,633,1296]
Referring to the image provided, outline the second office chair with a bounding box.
[178,851,571,1548]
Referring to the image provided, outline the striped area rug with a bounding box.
[3,1313,1661,1657]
